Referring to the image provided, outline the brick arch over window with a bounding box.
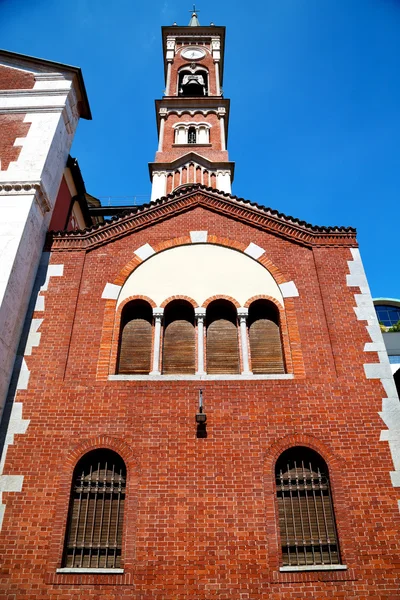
[202,294,241,309]
[48,436,139,577]
[160,295,198,309]
[97,236,304,380]
[263,434,355,579]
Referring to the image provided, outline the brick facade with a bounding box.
[1,190,399,598]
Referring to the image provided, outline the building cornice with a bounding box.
[47,185,357,252]
[149,153,235,179]
[0,180,50,213]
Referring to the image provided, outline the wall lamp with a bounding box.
[196,389,207,438]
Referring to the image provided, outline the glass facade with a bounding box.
[389,355,400,364]
[375,304,400,327]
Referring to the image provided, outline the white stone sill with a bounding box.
[56,568,124,574]
[109,374,294,381]
[279,564,347,572]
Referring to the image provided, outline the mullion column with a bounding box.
[195,308,206,375]
[238,307,251,375]
[150,307,164,375]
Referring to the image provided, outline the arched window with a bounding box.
[248,300,284,374]
[275,447,340,567]
[162,300,195,374]
[188,126,196,144]
[178,68,208,96]
[206,300,239,374]
[63,449,126,569]
[117,300,152,374]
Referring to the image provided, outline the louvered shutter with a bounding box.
[206,319,240,374]
[163,319,195,374]
[63,451,126,569]
[249,318,284,374]
[118,318,152,374]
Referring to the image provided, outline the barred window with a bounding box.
[63,449,126,569]
[276,447,340,567]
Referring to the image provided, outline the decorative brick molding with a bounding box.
[160,295,199,308]
[48,187,358,252]
[263,434,357,583]
[46,436,139,585]
[201,294,241,309]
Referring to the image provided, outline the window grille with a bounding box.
[188,127,197,144]
[276,447,340,567]
[63,449,126,569]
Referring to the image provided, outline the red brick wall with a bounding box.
[169,49,217,96]
[1,205,399,598]
[49,176,73,231]
[0,64,35,90]
[0,114,31,171]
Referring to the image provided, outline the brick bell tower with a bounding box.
[149,8,234,201]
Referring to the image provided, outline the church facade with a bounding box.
[1,13,400,599]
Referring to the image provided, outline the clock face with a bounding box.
[181,47,206,60]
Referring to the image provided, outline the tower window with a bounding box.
[188,127,196,144]
[178,68,208,96]
[62,449,126,569]
[275,447,340,568]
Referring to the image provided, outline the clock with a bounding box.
[181,47,206,60]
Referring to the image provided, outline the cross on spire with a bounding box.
[188,4,200,26]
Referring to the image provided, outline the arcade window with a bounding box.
[62,449,126,569]
[275,447,341,569]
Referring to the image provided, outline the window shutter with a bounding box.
[249,318,284,374]
[163,319,195,374]
[63,450,126,569]
[118,318,152,374]
[206,318,240,374]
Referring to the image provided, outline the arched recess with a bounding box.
[248,299,285,374]
[117,299,153,374]
[162,300,196,374]
[62,448,126,569]
[206,299,239,374]
[275,446,340,567]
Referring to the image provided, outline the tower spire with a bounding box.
[188,4,200,26]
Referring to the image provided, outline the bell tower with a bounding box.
[149,8,234,201]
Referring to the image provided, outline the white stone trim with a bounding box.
[56,568,124,574]
[280,565,347,572]
[244,242,265,260]
[101,283,121,300]
[134,243,155,261]
[190,230,207,243]
[279,281,299,298]
[0,252,64,531]
[109,374,294,381]
[347,248,400,510]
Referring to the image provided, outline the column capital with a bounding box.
[195,307,206,320]
[217,107,226,117]
[159,107,168,118]
[237,307,249,319]
[153,307,164,320]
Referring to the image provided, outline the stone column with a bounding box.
[218,107,226,151]
[158,108,168,152]
[237,308,251,375]
[165,60,173,96]
[195,308,206,375]
[214,60,221,96]
[150,307,164,375]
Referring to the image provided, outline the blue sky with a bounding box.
[1,0,399,298]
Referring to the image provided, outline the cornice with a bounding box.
[0,180,50,213]
[47,185,357,252]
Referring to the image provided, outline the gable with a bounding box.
[48,186,358,251]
